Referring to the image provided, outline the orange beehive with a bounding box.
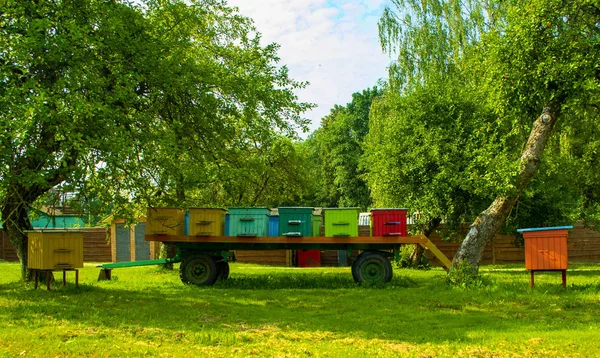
[517,226,572,271]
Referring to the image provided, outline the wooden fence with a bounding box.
[425,222,600,265]
[236,223,600,266]
[0,228,111,262]
[0,230,19,262]
[2,224,598,266]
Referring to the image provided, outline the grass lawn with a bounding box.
[1,261,599,357]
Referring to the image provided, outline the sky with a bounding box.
[226,0,392,136]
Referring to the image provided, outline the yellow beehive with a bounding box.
[188,208,226,236]
[27,230,84,270]
[147,207,185,235]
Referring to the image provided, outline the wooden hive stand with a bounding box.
[27,230,84,290]
[32,268,79,290]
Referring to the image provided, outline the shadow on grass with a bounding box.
[2,268,598,346]
[211,272,419,290]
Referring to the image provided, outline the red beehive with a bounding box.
[517,226,572,271]
[371,208,408,237]
[297,250,321,267]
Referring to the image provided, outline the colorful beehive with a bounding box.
[297,214,322,267]
[147,207,185,235]
[225,214,230,236]
[187,208,226,236]
[371,208,408,237]
[312,214,322,236]
[227,208,270,237]
[269,215,279,237]
[323,208,360,237]
[28,230,84,270]
[278,207,313,237]
[517,226,572,271]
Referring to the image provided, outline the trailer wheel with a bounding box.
[180,254,219,286]
[218,261,230,280]
[351,251,393,284]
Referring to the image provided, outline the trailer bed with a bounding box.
[145,234,452,270]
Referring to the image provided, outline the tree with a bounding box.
[376,0,600,273]
[365,81,497,237]
[305,88,381,209]
[0,0,310,279]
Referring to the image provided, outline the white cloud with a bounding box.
[227,0,391,136]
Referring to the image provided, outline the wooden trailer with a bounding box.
[100,234,452,286]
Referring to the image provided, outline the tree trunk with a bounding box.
[1,194,34,280]
[160,175,185,270]
[159,243,177,270]
[452,102,562,273]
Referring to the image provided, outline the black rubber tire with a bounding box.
[179,254,219,286]
[217,261,230,280]
[351,251,393,284]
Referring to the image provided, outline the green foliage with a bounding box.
[182,136,316,208]
[304,87,381,209]
[0,0,312,265]
[2,262,600,356]
[369,0,600,244]
[396,245,430,269]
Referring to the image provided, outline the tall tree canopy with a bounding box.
[304,87,381,209]
[371,0,600,272]
[0,0,311,278]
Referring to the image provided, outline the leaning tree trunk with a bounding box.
[1,192,34,280]
[452,102,562,273]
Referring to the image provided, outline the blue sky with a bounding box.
[227,0,392,135]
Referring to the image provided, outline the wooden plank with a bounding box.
[145,234,428,245]
[419,238,452,271]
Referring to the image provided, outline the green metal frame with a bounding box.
[143,234,452,270]
[100,251,182,269]
[98,234,452,273]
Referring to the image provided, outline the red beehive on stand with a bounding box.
[371,208,408,237]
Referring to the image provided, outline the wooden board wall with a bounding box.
[235,250,290,266]
[320,225,369,267]
[0,228,111,263]
[0,231,19,262]
[82,228,112,262]
[2,224,598,266]
[425,223,600,265]
[235,223,600,267]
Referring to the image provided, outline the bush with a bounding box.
[446,260,485,288]
[396,245,430,269]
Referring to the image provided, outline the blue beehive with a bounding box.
[269,215,279,237]
[225,214,230,236]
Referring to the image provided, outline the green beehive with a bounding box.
[323,208,360,237]
[312,214,322,236]
[227,208,270,237]
[278,207,313,237]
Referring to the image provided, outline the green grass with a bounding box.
[1,261,599,357]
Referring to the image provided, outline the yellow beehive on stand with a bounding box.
[188,208,226,236]
[147,207,185,235]
[27,230,84,270]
